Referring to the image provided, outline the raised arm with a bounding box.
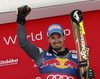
[17,5,45,67]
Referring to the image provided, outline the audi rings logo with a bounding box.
[47,75,74,79]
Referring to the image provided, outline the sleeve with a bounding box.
[17,23,45,67]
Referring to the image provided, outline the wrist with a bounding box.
[16,14,26,25]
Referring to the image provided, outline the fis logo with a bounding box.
[41,58,78,69]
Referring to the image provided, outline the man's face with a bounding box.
[48,33,66,52]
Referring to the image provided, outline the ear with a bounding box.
[48,37,50,43]
[64,35,66,41]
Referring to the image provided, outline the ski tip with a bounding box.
[70,9,82,14]
[70,9,83,25]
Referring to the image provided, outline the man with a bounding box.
[17,5,95,79]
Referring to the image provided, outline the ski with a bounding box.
[70,10,89,79]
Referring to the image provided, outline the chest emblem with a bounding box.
[41,58,78,69]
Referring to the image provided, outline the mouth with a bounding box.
[55,43,60,46]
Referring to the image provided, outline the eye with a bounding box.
[58,35,61,39]
[51,36,55,39]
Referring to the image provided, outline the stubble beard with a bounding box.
[53,46,62,51]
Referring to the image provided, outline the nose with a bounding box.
[54,38,59,43]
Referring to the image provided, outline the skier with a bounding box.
[17,5,95,79]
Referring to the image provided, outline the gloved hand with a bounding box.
[82,68,95,79]
[16,5,31,25]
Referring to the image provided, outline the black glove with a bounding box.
[16,5,31,25]
[82,68,95,79]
